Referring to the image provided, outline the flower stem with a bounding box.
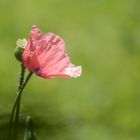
[13,64,26,139]
[18,64,26,92]
[8,70,33,140]
[8,64,25,139]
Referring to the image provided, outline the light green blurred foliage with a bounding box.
[0,0,140,139]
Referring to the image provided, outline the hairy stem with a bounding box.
[8,69,33,140]
[13,64,26,139]
[8,64,25,139]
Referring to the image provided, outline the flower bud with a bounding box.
[15,38,27,62]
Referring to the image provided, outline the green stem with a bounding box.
[18,64,26,92]
[8,71,33,140]
[8,64,25,139]
[13,64,26,139]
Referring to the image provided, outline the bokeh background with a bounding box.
[0,0,140,139]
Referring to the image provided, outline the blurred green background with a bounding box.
[0,0,140,139]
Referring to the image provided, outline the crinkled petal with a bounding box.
[22,25,82,79]
[38,65,82,78]
[60,65,82,78]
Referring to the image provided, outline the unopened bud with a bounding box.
[15,38,27,62]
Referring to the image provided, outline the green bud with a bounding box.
[15,46,24,61]
[15,38,27,62]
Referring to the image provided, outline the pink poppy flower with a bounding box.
[22,25,82,78]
